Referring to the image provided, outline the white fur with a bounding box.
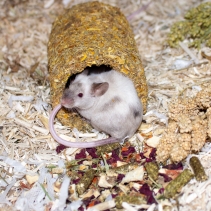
[62,69,143,140]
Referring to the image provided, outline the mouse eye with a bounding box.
[78,93,83,98]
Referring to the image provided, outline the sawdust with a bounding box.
[0,0,211,210]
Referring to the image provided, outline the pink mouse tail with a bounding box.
[49,104,120,148]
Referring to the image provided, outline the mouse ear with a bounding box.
[91,82,109,97]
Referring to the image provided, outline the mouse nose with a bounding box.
[60,98,65,105]
[60,97,74,108]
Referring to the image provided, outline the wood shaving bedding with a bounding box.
[0,0,211,210]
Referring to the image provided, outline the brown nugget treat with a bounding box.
[156,121,178,162]
[48,1,148,131]
[156,83,211,162]
[189,156,208,182]
[195,83,211,109]
[191,115,207,151]
[145,161,159,181]
[76,169,96,195]
[168,98,198,122]
[164,169,194,198]
[170,133,192,162]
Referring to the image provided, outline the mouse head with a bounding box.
[61,71,109,110]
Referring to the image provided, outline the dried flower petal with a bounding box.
[139,183,157,204]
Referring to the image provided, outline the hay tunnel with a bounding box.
[48,1,148,131]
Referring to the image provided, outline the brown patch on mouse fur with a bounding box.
[134,110,141,118]
[131,106,141,119]
[101,96,121,111]
[76,82,82,88]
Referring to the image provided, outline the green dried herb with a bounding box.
[66,171,81,180]
[189,156,208,182]
[168,2,211,48]
[164,169,194,198]
[76,169,96,195]
[39,182,52,201]
[65,160,80,170]
[145,161,159,181]
[96,143,120,156]
[115,193,146,209]
[114,163,138,174]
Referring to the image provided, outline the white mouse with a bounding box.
[49,66,143,148]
